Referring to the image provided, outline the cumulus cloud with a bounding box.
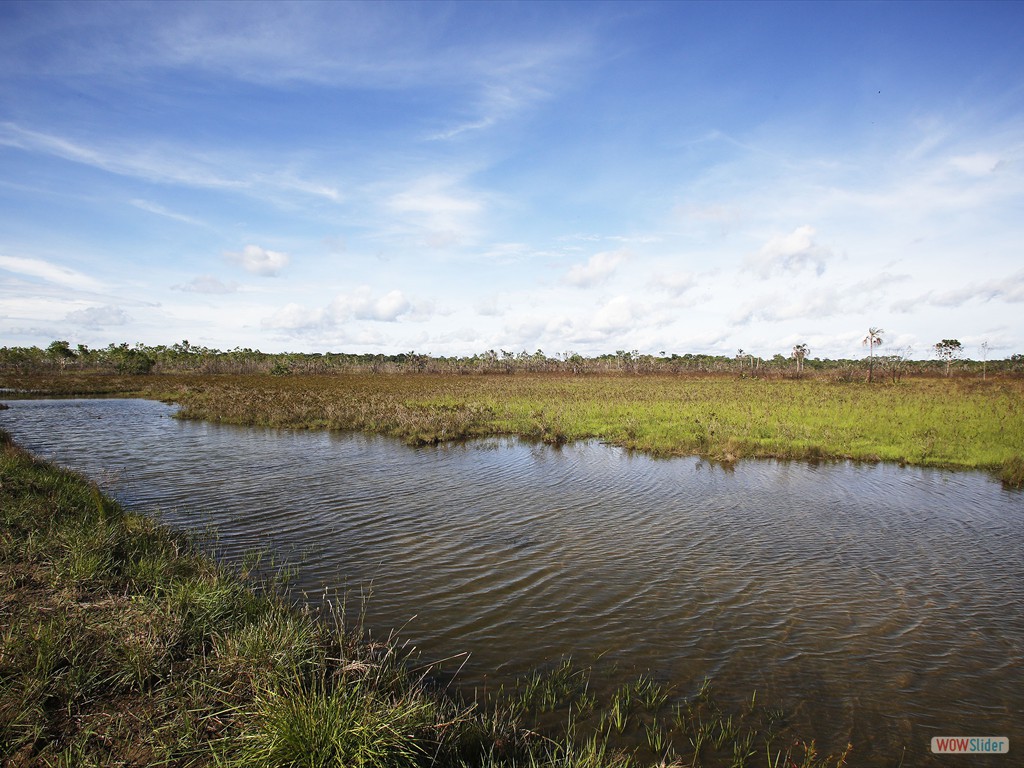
[225,244,290,276]
[263,287,430,335]
[173,275,239,294]
[64,305,130,328]
[750,225,832,277]
[332,287,412,322]
[565,250,627,287]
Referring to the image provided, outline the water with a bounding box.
[2,398,1021,765]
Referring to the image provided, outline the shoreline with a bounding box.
[0,430,859,767]
[2,372,1022,487]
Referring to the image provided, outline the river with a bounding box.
[1,397,1020,765]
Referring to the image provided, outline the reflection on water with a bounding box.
[2,398,1021,764]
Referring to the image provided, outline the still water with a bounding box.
[2,398,1021,764]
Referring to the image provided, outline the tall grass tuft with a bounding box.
[1000,454,1024,487]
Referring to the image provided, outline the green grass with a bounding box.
[10,371,1017,482]
[1,430,859,767]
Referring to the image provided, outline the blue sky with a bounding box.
[1,1,1022,359]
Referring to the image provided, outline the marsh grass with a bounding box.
[2,430,863,766]
[6,371,1020,485]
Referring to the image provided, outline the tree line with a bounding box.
[1,338,1020,379]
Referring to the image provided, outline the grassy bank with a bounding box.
[0,431,859,767]
[4,371,1021,486]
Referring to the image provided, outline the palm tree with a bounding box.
[863,327,884,382]
[791,343,809,375]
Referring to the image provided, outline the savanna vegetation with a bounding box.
[1,431,856,767]
[2,339,1023,379]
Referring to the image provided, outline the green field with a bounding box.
[5,371,1021,485]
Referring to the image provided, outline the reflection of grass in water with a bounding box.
[174,373,1024,486]
[3,430,860,767]
[8,370,1021,484]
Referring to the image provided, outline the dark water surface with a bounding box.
[2,398,1021,764]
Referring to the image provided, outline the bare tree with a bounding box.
[862,327,884,382]
[882,345,913,383]
[791,343,809,375]
[980,341,990,380]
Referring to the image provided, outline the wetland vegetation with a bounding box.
[1,430,856,767]
[3,366,1022,486]
[1,342,1020,764]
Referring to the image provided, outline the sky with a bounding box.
[1,1,1022,360]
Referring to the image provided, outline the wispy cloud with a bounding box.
[0,122,244,190]
[892,268,1024,312]
[385,175,485,246]
[130,199,207,227]
[734,272,909,325]
[173,275,239,294]
[2,123,343,212]
[0,254,103,291]
[949,153,1004,176]
[64,305,130,328]
[652,271,698,297]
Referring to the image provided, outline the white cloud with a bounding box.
[475,294,509,316]
[263,287,429,336]
[2,124,340,211]
[173,275,239,294]
[0,122,244,191]
[386,176,483,245]
[64,305,130,328]
[565,250,627,287]
[949,153,1002,176]
[750,225,832,277]
[480,242,542,263]
[591,295,639,332]
[129,198,206,226]
[735,272,908,325]
[653,271,698,296]
[262,303,326,331]
[332,287,412,322]
[892,268,1024,312]
[0,254,103,291]
[225,245,290,276]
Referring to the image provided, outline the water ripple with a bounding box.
[1,397,1022,761]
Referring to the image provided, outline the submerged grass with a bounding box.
[6,371,1019,484]
[1,431,860,766]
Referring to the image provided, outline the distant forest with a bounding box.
[2,340,1021,381]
